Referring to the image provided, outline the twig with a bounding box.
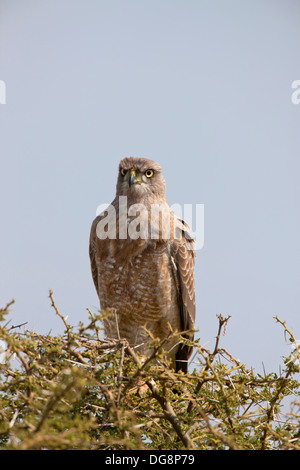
[117,343,125,404]
[49,290,70,335]
[125,345,194,449]
[213,314,231,355]
[260,316,298,450]
[161,362,240,450]
[8,322,28,331]
[120,335,171,397]
[274,316,297,344]
[187,314,231,413]
[34,372,77,433]
[194,405,239,450]
[0,299,15,313]
[265,425,300,451]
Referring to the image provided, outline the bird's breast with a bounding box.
[97,241,177,323]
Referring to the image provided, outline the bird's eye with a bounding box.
[145,169,154,178]
[120,169,127,176]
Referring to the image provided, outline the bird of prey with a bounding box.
[89,157,195,372]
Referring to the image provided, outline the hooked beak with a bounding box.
[128,168,138,187]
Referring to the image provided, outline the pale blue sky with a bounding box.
[0,0,300,373]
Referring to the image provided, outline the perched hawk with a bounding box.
[89,157,195,372]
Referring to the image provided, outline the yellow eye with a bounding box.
[120,168,127,176]
[145,169,154,178]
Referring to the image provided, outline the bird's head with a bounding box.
[116,156,166,202]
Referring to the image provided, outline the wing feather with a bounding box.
[89,216,101,292]
[171,217,196,372]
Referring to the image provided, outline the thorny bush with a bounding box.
[0,292,299,450]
